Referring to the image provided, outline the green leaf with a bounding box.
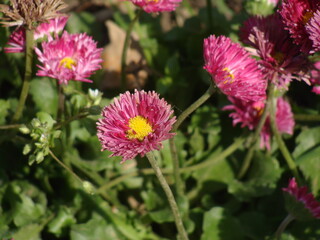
[192,149,235,194]
[149,208,174,223]
[11,223,42,240]
[296,146,320,195]
[4,181,47,227]
[228,153,282,201]
[293,126,320,158]
[0,99,10,124]
[29,78,58,116]
[70,215,122,240]
[201,207,245,240]
[48,206,76,236]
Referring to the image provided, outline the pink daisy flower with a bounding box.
[283,178,320,219]
[97,90,176,162]
[4,16,68,53]
[279,0,320,53]
[203,35,267,102]
[35,31,103,84]
[306,10,320,52]
[223,97,294,150]
[309,61,320,94]
[130,0,182,13]
[240,13,310,89]
[4,27,25,53]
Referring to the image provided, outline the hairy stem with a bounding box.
[146,152,189,240]
[12,29,34,122]
[49,149,83,184]
[237,95,270,179]
[275,214,295,240]
[268,86,301,182]
[169,84,215,197]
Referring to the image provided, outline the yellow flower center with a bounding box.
[222,67,235,84]
[302,11,314,25]
[147,0,159,2]
[59,57,77,69]
[253,101,265,117]
[126,116,153,141]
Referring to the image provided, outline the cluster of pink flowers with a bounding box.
[279,0,320,53]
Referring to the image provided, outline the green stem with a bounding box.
[98,137,243,192]
[49,149,83,184]
[294,114,320,121]
[237,96,270,179]
[12,29,34,122]
[0,124,23,130]
[54,112,88,130]
[268,86,301,182]
[169,84,215,198]
[146,152,189,240]
[57,84,65,121]
[173,84,215,131]
[206,0,213,32]
[169,137,184,197]
[121,10,142,92]
[275,214,295,240]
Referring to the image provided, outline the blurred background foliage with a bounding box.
[0,0,320,239]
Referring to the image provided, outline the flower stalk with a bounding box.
[275,214,295,240]
[268,85,301,182]
[12,29,34,122]
[170,83,215,197]
[146,152,189,240]
[121,9,142,92]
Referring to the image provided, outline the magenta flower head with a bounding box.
[279,0,320,53]
[203,35,267,102]
[97,90,176,162]
[240,13,310,89]
[35,31,103,84]
[130,0,182,13]
[283,178,320,219]
[223,97,294,150]
[5,16,68,53]
[306,10,320,52]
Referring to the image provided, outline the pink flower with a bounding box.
[310,61,320,94]
[35,31,103,84]
[203,35,267,102]
[240,13,310,89]
[283,178,320,219]
[4,16,68,53]
[130,0,181,13]
[4,27,25,53]
[306,10,320,52]
[223,97,294,150]
[279,0,320,53]
[34,16,68,40]
[97,90,176,162]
